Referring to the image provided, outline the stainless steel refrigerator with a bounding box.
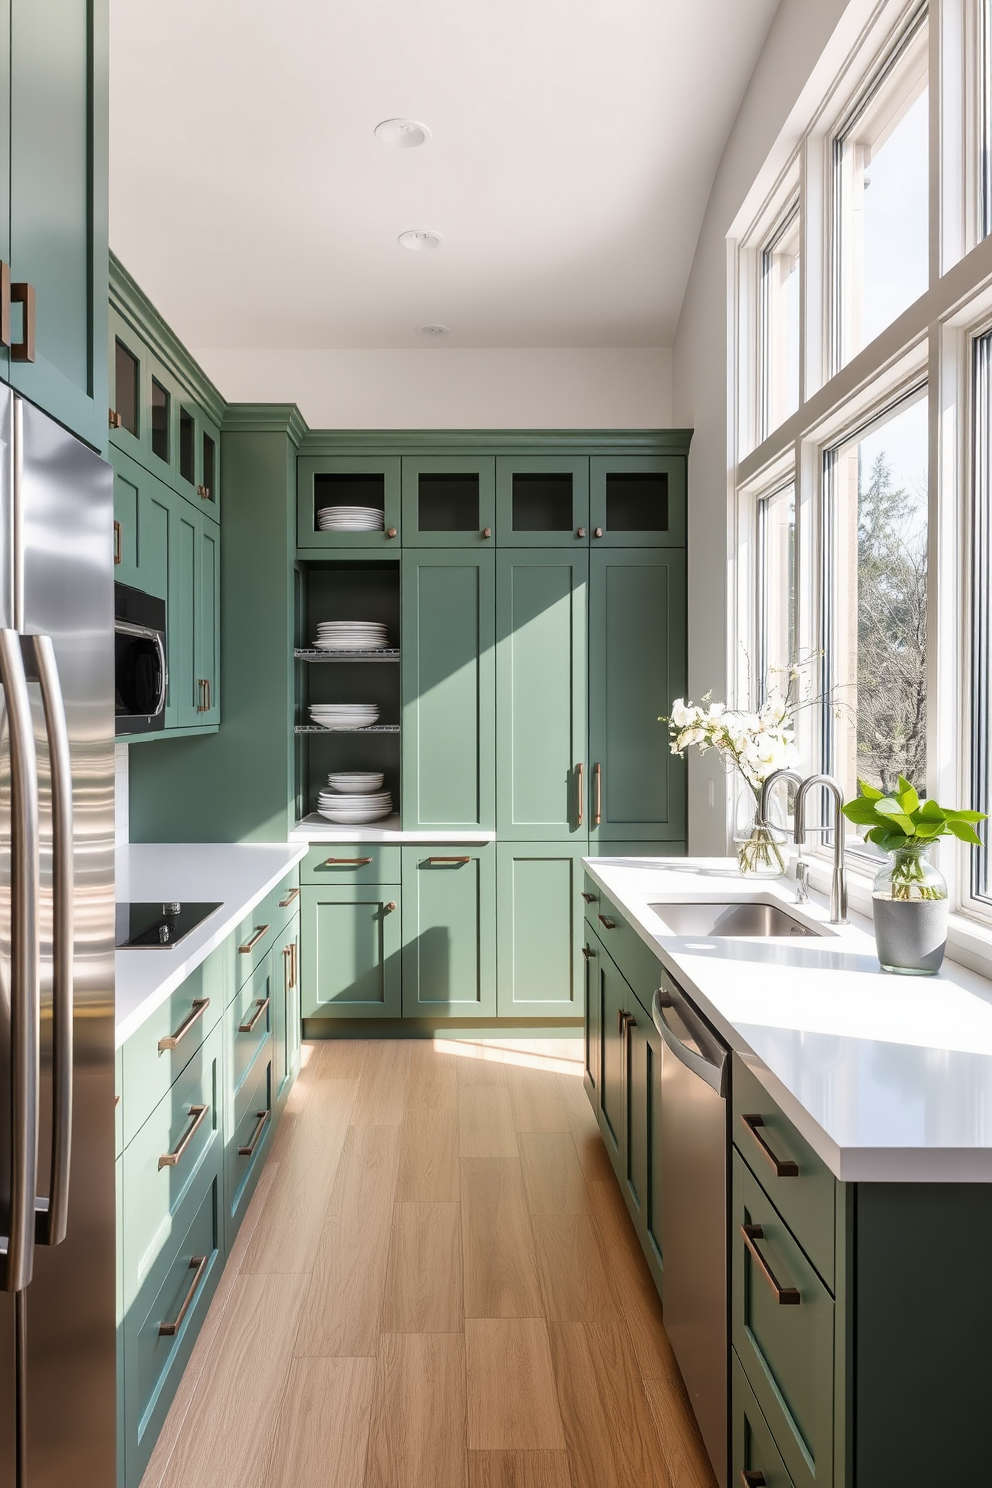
[0,387,116,1487]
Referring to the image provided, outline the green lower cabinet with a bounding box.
[272,912,301,1110]
[496,842,585,1018]
[587,925,626,1166]
[401,845,496,1017]
[733,1351,796,1488]
[225,951,274,1229]
[623,1005,663,1294]
[300,883,401,1019]
[582,927,601,1104]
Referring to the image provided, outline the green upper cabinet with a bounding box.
[402,454,496,548]
[401,846,496,1018]
[588,548,687,844]
[197,514,220,725]
[297,455,402,550]
[169,501,199,730]
[6,0,108,449]
[112,446,172,604]
[590,455,686,547]
[495,455,589,547]
[496,842,585,1018]
[496,550,587,839]
[402,550,496,832]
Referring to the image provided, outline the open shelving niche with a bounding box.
[294,558,402,827]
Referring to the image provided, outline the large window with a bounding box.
[824,391,929,804]
[761,205,800,435]
[982,0,992,240]
[757,484,796,699]
[834,9,929,362]
[972,329,992,899]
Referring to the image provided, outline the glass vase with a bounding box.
[733,779,788,878]
[871,843,948,975]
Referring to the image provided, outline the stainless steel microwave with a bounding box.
[114,581,167,734]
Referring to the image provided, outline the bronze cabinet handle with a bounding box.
[291,942,298,988]
[278,887,301,908]
[581,891,597,904]
[581,946,594,959]
[593,526,603,538]
[427,855,470,865]
[386,527,398,539]
[10,281,35,362]
[238,997,270,1035]
[324,856,373,866]
[0,260,10,346]
[740,1224,800,1305]
[158,998,210,1053]
[109,409,123,430]
[196,679,207,712]
[384,900,397,913]
[158,1104,209,1170]
[197,484,211,499]
[239,1108,270,1157]
[593,762,602,826]
[576,762,583,827]
[482,527,492,539]
[159,1255,209,1337]
[598,914,615,931]
[238,924,270,954]
[284,941,298,989]
[577,527,586,537]
[113,521,123,566]
[741,1114,799,1178]
[741,1473,767,1487]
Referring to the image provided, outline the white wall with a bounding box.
[193,347,672,430]
[671,0,858,854]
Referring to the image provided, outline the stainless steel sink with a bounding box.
[648,901,824,938]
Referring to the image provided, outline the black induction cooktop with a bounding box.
[115,901,222,950]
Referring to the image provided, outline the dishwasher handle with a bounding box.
[652,986,728,1098]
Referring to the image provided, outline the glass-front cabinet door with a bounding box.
[109,308,145,465]
[401,455,496,548]
[495,455,589,546]
[590,454,686,547]
[297,456,402,550]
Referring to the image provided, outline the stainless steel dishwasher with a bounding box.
[651,971,730,1488]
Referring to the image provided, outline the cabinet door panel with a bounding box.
[401,847,496,1017]
[301,885,401,1019]
[625,1011,663,1293]
[297,455,401,550]
[583,932,601,1105]
[496,843,584,1018]
[169,501,198,728]
[596,937,626,1167]
[402,454,495,547]
[495,455,589,547]
[402,552,495,831]
[496,551,587,839]
[197,514,220,724]
[590,455,686,547]
[273,916,301,1109]
[114,465,140,589]
[589,549,686,843]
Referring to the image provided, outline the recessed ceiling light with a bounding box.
[399,230,443,252]
[375,118,431,149]
[416,324,450,338]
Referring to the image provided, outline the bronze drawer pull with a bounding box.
[576,762,584,827]
[324,856,373,866]
[158,998,210,1053]
[741,1114,799,1178]
[581,891,597,904]
[278,887,301,908]
[159,1255,209,1337]
[598,914,615,931]
[582,946,594,960]
[238,997,270,1034]
[593,762,602,826]
[239,1108,270,1157]
[238,924,270,954]
[427,856,470,865]
[158,1104,209,1170]
[11,281,35,362]
[740,1224,800,1305]
[741,1472,767,1486]
[113,521,123,565]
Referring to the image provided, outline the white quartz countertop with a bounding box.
[290,813,496,844]
[584,855,992,1183]
[115,843,307,1048]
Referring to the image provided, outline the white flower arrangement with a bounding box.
[665,692,798,791]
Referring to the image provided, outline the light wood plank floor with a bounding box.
[141,1038,717,1488]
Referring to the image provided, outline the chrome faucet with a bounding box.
[793,773,848,924]
[758,769,807,904]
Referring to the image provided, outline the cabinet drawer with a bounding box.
[299,842,401,885]
[228,954,274,1096]
[124,1166,222,1484]
[122,946,228,1148]
[233,869,300,986]
[122,1023,222,1296]
[733,1055,836,1289]
[733,1350,796,1488]
[228,1048,272,1224]
[732,1155,833,1488]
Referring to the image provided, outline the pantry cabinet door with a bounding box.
[402,551,496,832]
[496,843,585,1018]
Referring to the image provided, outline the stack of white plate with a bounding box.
[317,787,393,824]
[308,703,379,730]
[313,620,390,651]
[317,505,384,532]
[327,771,385,793]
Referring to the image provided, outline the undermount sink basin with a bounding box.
[649,900,824,938]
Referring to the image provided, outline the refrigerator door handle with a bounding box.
[22,634,74,1247]
[0,628,41,1292]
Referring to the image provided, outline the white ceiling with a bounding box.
[109,0,778,356]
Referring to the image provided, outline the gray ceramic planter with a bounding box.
[872,896,948,975]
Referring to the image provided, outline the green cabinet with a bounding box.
[113,446,173,605]
[401,846,496,1018]
[5,0,108,449]
[496,551,587,839]
[588,548,686,844]
[589,454,686,547]
[297,454,401,550]
[402,454,496,547]
[273,913,301,1111]
[402,551,496,832]
[495,454,589,547]
[496,842,585,1018]
[300,883,401,1019]
[225,951,274,1229]
[197,513,220,725]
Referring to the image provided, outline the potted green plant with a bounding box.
[842,778,986,974]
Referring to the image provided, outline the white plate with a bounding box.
[318,806,393,824]
[327,774,385,792]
